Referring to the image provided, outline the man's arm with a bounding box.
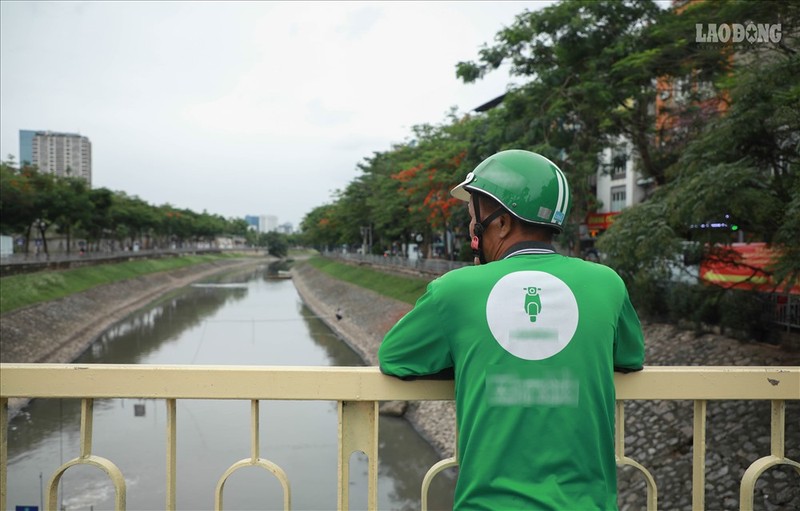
[378,280,454,379]
[613,291,645,373]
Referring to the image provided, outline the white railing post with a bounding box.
[338,400,378,510]
[46,398,127,510]
[215,400,291,510]
[166,399,177,511]
[739,399,800,511]
[1,398,7,511]
[692,400,707,510]
[615,401,658,510]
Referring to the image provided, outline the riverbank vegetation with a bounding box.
[0,157,304,259]
[0,253,240,314]
[305,257,429,305]
[0,160,255,256]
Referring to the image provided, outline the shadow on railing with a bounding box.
[1,364,798,510]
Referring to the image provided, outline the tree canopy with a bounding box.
[299,0,798,333]
[0,158,250,255]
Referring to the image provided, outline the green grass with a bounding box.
[0,254,237,314]
[304,256,431,305]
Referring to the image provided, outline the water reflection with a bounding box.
[82,286,248,364]
[6,263,455,510]
[378,417,457,510]
[298,302,364,367]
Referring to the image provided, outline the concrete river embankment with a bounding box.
[1,257,268,365]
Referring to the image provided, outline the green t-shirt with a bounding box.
[378,244,645,510]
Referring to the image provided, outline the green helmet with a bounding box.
[450,150,571,232]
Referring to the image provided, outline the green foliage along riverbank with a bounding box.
[0,254,241,314]
[305,257,430,305]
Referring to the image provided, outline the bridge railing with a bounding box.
[1,364,798,511]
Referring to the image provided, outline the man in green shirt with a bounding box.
[378,150,645,510]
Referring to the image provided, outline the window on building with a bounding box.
[611,149,627,180]
[610,186,627,212]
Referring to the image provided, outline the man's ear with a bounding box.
[498,212,513,238]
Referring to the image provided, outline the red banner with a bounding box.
[585,212,619,231]
[700,242,800,295]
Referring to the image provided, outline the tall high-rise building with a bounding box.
[244,215,260,231]
[19,130,92,184]
[259,215,278,233]
[245,214,280,233]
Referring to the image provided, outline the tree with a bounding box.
[227,218,250,237]
[261,231,289,258]
[600,1,799,289]
[299,204,341,252]
[84,188,114,251]
[27,169,60,256]
[589,1,800,335]
[329,175,373,249]
[111,194,159,249]
[0,158,36,241]
[454,2,644,243]
[453,0,738,247]
[2,153,255,254]
[308,113,482,258]
[385,124,470,258]
[362,146,424,253]
[53,177,91,254]
[453,0,798,298]
[297,0,799,319]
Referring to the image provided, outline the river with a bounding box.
[5,263,456,510]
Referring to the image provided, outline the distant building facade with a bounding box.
[245,214,281,233]
[244,215,260,232]
[580,138,653,249]
[259,215,278,233]
[596,140,645,215]
[19,130,92,184]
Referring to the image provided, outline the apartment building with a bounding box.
[584,140,653,241]
[259,215,278,233]
[245,214,280,233]
[19,130,92,184]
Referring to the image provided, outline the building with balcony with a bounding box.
[19,130,92,184]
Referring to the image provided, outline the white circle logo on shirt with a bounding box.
[486,271,579,360]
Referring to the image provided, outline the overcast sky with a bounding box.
[1,1,559,228]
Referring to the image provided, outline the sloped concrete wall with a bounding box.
[291,262,459,457]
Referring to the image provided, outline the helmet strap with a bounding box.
[471,193,506,265]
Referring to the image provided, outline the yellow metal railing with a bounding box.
[1,364,798,511]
